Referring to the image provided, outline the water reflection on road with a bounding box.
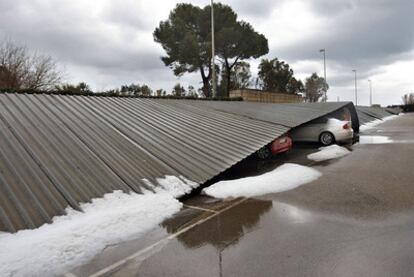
[163,199,273,250]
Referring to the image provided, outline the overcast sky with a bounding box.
[1,0,413,105]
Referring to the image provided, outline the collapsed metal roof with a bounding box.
[0,93,358,232]
[356,106,395,124]
[172,100,358,127]
[385,107,402,115]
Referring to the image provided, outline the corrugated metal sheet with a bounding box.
[356,110,378,125]
[356,106,401,124]
[356,106,393,120]
[385,107,402,115]
[0,93,290,232]
[178,100,357,127]
[0,94,360,232]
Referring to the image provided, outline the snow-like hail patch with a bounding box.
[203,163,321,199]
[359,115,399,132]
[359,135,394,144]
[0,176,197,277]
[154,175,199,198]
[307,144,351,162]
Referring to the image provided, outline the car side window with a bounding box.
[312,117,328,124]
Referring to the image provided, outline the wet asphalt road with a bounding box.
[71,113,414,277]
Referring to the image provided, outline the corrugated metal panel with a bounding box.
[356,110,378,125]
[385,107,402,115]
[0,94,134,197]
[179,100,355,127]
[370,107,394,118]
[356,106,393,120]
[77,96,289,183]
[355,106,398,125]
[0,117,68,232]
[0,93,291,232]
[0,94,146,232]
[41,95,176,191]
[0,94,361,232]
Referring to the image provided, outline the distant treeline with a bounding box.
[0,88,243,101]
[400,105,414,113]
[388,104,414,113]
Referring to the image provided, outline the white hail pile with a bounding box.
[307,145,351,162]
[359,115,399,131]
[0,176,195,277]
[203,163,322,198]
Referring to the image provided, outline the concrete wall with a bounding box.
[230,89,303,103]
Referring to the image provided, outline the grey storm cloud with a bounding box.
[0,0,167,85]
[307,0,354,16]
[275,0,414,66]
[100,0,156,31]
[0,0,412,104]
[225,0,278,17]
[262,0,414,98]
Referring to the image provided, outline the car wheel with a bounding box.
[319,132,335,146]
[257,146,272,159]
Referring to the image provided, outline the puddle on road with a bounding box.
[358,135,414,145]
[358,135,394,144]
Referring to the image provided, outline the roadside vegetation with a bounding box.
[0,40,61,90]
[401,93,414,112]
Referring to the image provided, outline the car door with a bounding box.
[305,123,327,141]
[291,124,319,142]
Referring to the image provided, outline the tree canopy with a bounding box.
[171,83,186,97]
[304,73,328,102]
[213,4,268,96]
[402,93,414,105]
[117,83,153,96]
[218,61,251,96]
[257,58,304,94]
[55,82,91,93]
[154,3,268,97]
[154,4,211,96]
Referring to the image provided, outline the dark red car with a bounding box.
[256,134,293,159]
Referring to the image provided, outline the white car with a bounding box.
[291,118,354,146]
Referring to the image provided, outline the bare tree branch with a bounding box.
[0,40,62,90]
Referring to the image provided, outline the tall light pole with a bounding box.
[368,79,372,106]
[211,0,217,98]
[352,69,357,106]
[319,49,327,102]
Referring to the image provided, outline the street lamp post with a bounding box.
[368,79,372,106]
[352,69,357,106]
[319,49,327,102]
[211,0,217,98]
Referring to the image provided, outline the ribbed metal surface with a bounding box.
[385,107,402,115]
[356,106,394,121]
[356,110,378,125]
[0,117,68,232]
[0,94,362,232]
[181,101,356,127]
[0,93,150,232]
[0,93,290,232]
